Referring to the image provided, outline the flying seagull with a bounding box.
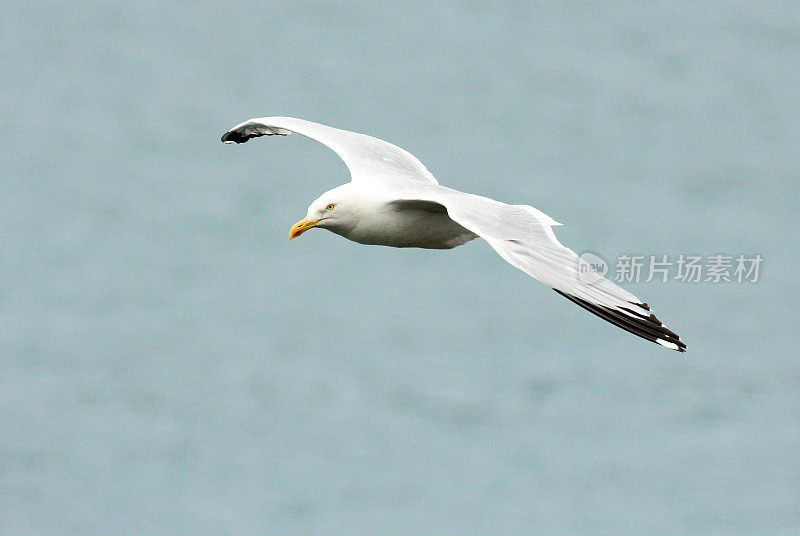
[222,117,685,352]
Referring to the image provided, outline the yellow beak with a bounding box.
[289,217,320,240]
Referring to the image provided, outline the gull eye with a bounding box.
[325,203,335,211]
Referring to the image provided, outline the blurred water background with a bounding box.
[2,1,799,534]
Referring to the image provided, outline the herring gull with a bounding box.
[222,117,685,352]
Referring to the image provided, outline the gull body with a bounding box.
[305,183,477,249]
[222,116,686,352]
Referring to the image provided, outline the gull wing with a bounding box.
[222,116,439,185]
[399,188,686,352]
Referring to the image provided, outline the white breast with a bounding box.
[335,206,477,249]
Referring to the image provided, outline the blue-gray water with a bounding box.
[2,2,798,534]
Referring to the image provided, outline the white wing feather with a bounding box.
[222,116,438,185]
[393,187,685,351]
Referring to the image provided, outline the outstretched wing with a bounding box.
[222,116,439,185]
[398,187,686,352]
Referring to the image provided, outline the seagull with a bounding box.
[222,117,685,352]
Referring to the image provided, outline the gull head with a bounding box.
[289,183,360,240]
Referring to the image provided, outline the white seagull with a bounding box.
[222,117,685,352]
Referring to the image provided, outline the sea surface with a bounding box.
[2,2,798,534]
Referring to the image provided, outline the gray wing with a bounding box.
[222,116,439,185]
[400,188,686,352]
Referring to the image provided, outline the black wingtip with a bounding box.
[556,290,686,352]
[221,130,249,144]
